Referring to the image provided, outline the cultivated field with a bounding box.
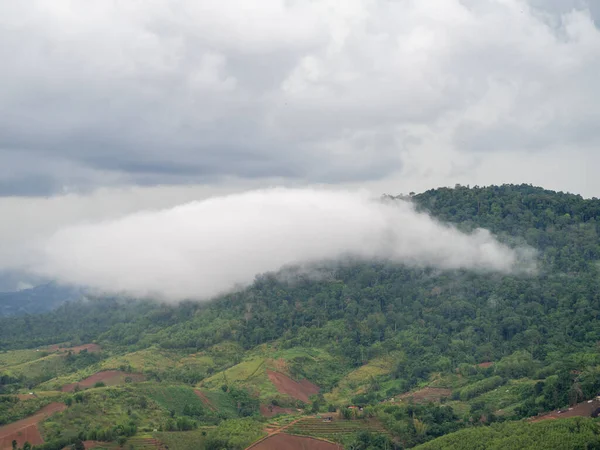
[141,385,209,417]
[284,417,387,442]
[154,431,206,450]
[61,370,145,392]
[0,349,47,369]
[0,403,66,450]
[248,434,342,450]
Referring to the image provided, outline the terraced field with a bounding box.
[249,434,342,450]
[285,417,387,441]
[83,436,167,449]
[124,436,167,449]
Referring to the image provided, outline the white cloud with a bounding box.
[0,0,595,290]
[24,188,533,301]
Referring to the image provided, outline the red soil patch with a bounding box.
[0,403,66,450]
[477,362,494,368]
[394,387,452,404]
[61,370,145,392]
[193,390,217,412]
[0,425,42,450]
[266,371,319,403]
[248,434,342,450]
[530,397,600,422]
[260,404,297,417]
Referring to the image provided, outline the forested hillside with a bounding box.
[1,184,600,449]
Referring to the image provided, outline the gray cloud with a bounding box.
[23,188,534,301]
[0,1,599,195]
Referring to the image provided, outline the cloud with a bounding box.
[0,1,599,196]
[24,188,534,301]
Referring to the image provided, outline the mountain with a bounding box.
[0,282,84,317]
[1,184,600,450]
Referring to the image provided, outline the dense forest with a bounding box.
[1,184,600,449]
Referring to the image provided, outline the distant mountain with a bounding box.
[0,270,44,292]
[0,282,84,316]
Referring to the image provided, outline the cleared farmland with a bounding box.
[285,417,387,440]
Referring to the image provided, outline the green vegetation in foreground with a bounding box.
[414,417,600,450]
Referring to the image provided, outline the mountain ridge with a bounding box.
[1,184,600,449]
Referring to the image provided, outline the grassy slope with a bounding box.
[139,384,209,417]
[200,356,275,397]
[4,353,67,381]
[0,349,49,368]
[325,353,401,404]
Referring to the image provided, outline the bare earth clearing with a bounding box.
[61,370,145,392]
[266,370,319,403]
[248,434,342,450]
[0,403,66,450]
[530,397,600,422]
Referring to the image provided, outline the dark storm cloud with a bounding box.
[0,176,60,197]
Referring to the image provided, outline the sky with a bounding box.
[0,0,597,294]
